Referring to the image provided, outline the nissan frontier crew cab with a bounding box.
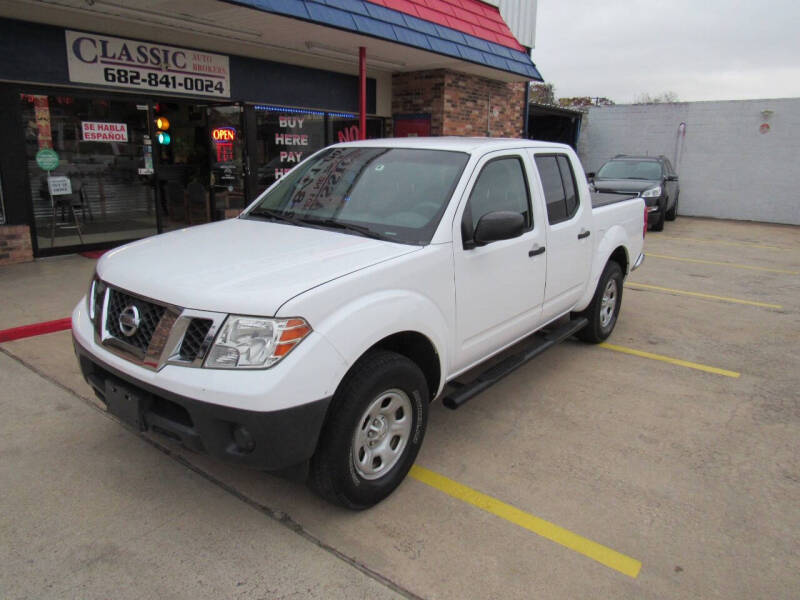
[73,138,646,509]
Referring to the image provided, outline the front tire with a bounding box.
[665,193,679,221]
[577,261,624,343]
[309,350,428,509]
[651,206,665,231]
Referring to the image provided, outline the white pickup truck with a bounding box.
[73,138,645,509]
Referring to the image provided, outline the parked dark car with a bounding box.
[587,155,679,231]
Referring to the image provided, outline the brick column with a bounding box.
[0,225,34,265]
[391,70,446,135]
[443,72,526,138]
[392,70,526,138]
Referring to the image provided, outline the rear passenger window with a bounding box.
[535,154,580,225]
[558,156,578,218]
[466,156,532,231]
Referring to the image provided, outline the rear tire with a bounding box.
[309,350,428,509]
[577,261,624,343]
[665,193,679,221]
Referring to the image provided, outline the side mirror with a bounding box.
[667,174,678,181]
[473,211,525,246]
[586,172,596,180]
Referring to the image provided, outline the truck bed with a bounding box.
[591,191,637,208]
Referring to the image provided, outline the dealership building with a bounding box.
[0,0,540,262]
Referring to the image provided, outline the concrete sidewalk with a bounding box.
[0,254,95,330]
[0,350,404,600]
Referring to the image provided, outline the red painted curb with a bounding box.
[0,318,73,343]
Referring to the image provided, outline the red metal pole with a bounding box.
[359,46,366,140]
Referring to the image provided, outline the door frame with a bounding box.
[449,149,548,373]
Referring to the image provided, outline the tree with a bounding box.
[558,96,615,108]
[529,82,556,105]
[634,91,680,104]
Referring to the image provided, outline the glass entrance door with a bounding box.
[153,101,212,233]
[207,105,247,218]
[152,101,246,231]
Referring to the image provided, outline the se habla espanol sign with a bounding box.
[82,121,129,142]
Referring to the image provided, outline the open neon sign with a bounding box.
[212,127,236,141]
[212,127,236,162]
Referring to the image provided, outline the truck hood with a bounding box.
[592,178,659,194]
[97,218,419,316]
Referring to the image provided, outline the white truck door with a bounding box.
[530,151,592,322]
[452,151,547,373]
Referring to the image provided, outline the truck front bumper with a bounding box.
[74,337,331,471]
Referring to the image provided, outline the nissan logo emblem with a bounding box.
[118,305,141,337]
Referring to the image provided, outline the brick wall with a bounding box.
[392,70,525,138]
[391,70,446,134]
[443,73,525,138]
[0,225,33,265]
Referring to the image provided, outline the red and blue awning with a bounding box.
[226,0,542,80]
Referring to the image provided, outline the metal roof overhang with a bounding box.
[0,0,540,82]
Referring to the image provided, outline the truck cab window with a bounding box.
[536,154,579,225]
[466,156,531,233]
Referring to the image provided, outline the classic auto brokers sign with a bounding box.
[65,30,230,98]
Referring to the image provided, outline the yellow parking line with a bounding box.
[659,236,788,251]
[626,282,783,309]
[647,253,799,275]
[599,343,740,378]
[409,465,642,578]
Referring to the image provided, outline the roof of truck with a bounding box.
[331,137,572,154]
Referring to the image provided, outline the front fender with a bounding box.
[575,225,630,311]
[292,290,450,398]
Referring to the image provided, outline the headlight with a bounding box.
[641,186,662,198]
[87,274,106,321]
[87,278,96,319]
[204,316,312,369]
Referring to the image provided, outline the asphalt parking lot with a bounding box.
[1,216,798,599]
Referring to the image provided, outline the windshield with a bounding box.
[596,160,662,180]
[244,147,470,245]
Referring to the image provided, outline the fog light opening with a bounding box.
[233,425,256,453]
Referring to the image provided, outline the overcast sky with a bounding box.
[532,0,800,104]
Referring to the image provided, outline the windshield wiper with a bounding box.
[299,217,390,241]
[246,208,305,225]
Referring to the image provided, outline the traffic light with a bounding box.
[154,112,171,145]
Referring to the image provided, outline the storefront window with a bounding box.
[20,93,156,250]
[328,116,384,144]
[253,106,326,196]
[18,94,387,252]
[252,106,385,198]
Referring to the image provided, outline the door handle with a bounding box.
[578,229,591,239]
[528,245,546,257]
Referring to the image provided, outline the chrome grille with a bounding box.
[105,289,166,353]
[94,282,224,370]
[178,319,213,362]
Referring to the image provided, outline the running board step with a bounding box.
[442,317,588,410]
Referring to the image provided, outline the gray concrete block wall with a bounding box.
[577,99,800,225]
